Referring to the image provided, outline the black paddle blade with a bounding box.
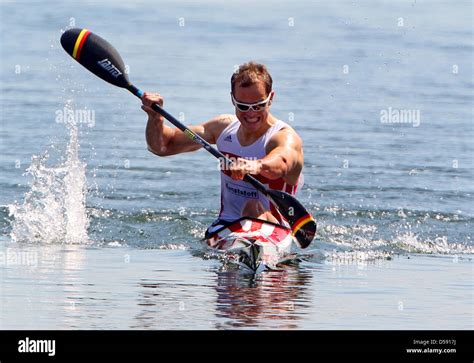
[267,189,317,248]
[60,28,130,88]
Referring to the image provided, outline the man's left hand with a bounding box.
[228,158,262,181]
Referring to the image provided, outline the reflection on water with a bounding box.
[214,265,313,329]
[131,262,313,329]
[2,244,472,329]
[132,281,164,329]
[0,243,87,329]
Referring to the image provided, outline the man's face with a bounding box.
[232,81,273,133]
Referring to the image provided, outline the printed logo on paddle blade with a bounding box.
[97,58,123,78]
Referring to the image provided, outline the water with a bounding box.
[8,100,89,244]
[0,0,472,329]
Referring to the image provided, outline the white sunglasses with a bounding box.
[231,92,272,112]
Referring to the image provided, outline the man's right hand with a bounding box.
[143,92,172,156]
[141,92,164,123]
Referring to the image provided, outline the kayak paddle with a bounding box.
[60,28,317,248]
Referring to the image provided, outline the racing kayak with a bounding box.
[204,217,298,273]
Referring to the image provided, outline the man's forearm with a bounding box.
[145,117,174,156]
[259,153,290,180]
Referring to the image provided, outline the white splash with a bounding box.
[392,232,474,255]
[159,244,188,250]
[320,221,474,260]
[325,250,392,264]
[9,100,89,244]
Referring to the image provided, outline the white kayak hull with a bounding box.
[204,217,297,272]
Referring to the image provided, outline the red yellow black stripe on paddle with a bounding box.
[291,214,315,235]
[71,29,91,61]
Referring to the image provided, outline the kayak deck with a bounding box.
[204,217,297,272]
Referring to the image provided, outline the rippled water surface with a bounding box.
[0,0,472,329]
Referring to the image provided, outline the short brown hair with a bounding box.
[231,61,273,96]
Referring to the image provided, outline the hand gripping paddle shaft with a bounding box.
[60,28,317,248]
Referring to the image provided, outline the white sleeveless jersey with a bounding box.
[215,117,304,223]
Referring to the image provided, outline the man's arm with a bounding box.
[229,128,303,183]
[146,114,232,156]
[260,128,303,181]
[142,92,233,156]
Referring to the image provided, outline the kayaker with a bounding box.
[141,61,304,237]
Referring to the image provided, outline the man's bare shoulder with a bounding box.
[203,114,235,143]
[207,114,235,128]
[267,124,303,151]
